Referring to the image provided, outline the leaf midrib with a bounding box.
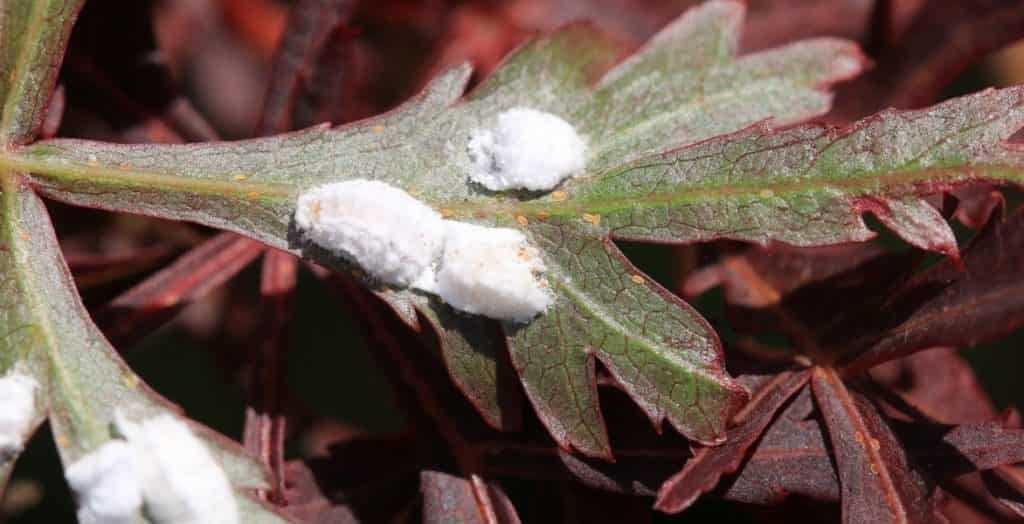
[6,146,1020,223]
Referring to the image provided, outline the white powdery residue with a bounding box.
[0,372,37,456]
[294,179,447,287]
[467,107,586,191]
[65,441,143,524]
[116,414,239,524]
[436,222,553,322]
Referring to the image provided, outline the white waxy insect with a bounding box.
[0,371,37,457]
[66,412,239,524]
[115,413,238,524]
[436,221,553,322]
[468,107,586,192]
[65,440,142,524]
[295,180,554,322]
[294,179,447,288]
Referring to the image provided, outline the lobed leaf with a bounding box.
[10,0,1024,460]
[5,0,859,457]
[15,0,1024,463]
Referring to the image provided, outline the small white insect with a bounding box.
[65,440,142,524]
[294,179,447,287]
[436,221,553,322]
[468,107,586,191]
[0,371,37,457]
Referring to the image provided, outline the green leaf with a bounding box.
[0,180,289,522]
[418,304,522,432]
[0,0,288,519]
[0,1,868,456]
[572,86,1024,256]
[508,223,745,456]
[0,0,83,144]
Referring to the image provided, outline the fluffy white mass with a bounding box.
[294,179,447,287]
[295,180,553,321]
[116,414,239,524]
[65,413,238,524]
[468,107,586,191]
[0,371,37,457]
[65,440,142,524]
[437,222,552,322]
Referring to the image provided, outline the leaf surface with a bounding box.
[811,367,939,524]
[12,13,1024,460]
[13,0,1024,458]
[655,369,809,513]
[898,422,1024,479]
[0,0,83,144]
[841,206,1024,373]
[421,471,521,524]
[0,181,289,522]
[715,386,839,505]
[19,0,1024,461]
[0,0,289,519]
[7,0,858,456]
[831,0,1024,120]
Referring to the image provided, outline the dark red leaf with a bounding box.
[257,0,357,134]
[421,471,521,524]
[716,387,840,505]
[870,349,1024,521]
[898,422,1024,478]
[952,185,1004,230]
[940,470,1023,523]
[283,434,422,523]
[842,207,1024,374]
[61,0,216,143]
[480,443,685,497]
[811,367,941,524]
[981,466,1024,519]
[655,370,810,513]
[282,460,361,523]
[68,242,180,291]
[739,0,876,52]
[94,231,265,347]
[831,0,1024,121]
[684,243,889,308]
[243,249,298,503]
[870,347,1000,425]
